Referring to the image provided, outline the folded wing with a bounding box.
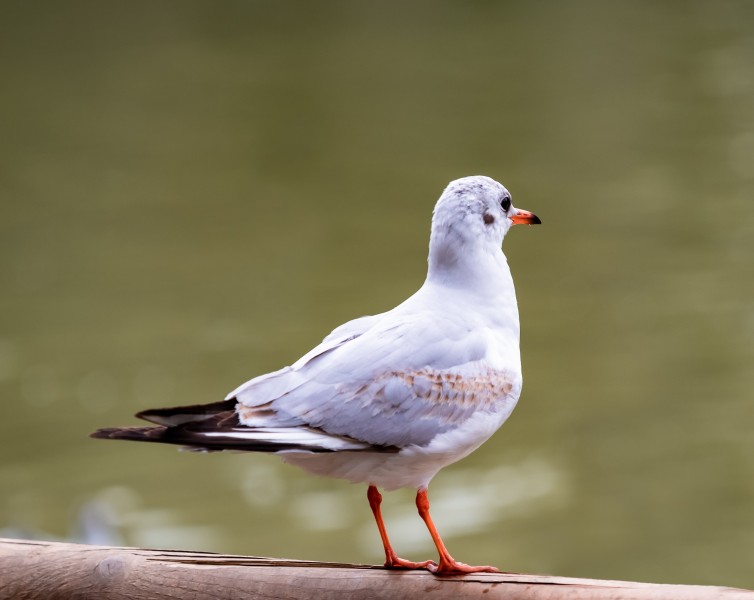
[233,310,519,448]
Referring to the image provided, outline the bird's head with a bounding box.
[429,176,540,274]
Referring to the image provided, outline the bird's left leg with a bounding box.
[367,484,437,570]
[415,487,500,575]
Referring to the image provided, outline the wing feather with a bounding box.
[225,313,382,406]
[236,309,521,448]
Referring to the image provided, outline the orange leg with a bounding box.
[415,488,500,575]
[367,485,437,571]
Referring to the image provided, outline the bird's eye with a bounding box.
[501,197,511,211]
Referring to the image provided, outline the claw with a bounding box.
[384,554,438,571]
[428,557,500,575]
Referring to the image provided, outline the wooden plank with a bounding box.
[0,538,751,600]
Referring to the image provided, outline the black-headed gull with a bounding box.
[92,175,541,575]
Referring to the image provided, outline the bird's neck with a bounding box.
[425,240,518,307]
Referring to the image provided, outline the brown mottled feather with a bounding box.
[267,367,519,447]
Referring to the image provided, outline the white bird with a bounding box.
[92,175,541,575]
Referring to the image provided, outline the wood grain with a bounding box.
[0,538,751,600]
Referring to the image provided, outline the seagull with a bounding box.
[92,175,541,575]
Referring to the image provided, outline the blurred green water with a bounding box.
[1,0,753,588]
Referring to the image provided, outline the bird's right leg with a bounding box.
[367,484,437,570]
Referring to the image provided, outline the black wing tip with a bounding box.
[136,398,237,425]
[90,427,121,439]
[90,426,167,442]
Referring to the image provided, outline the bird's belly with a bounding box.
[280,390,519,491]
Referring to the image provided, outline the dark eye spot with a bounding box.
[501,196,511,211]
[483,213,495,225]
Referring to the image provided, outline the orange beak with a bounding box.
[509,209,541,225]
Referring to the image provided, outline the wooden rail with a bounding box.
[0,538,751,600]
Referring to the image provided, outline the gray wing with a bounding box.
[233,311,519,448]
[225,313,383,406]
